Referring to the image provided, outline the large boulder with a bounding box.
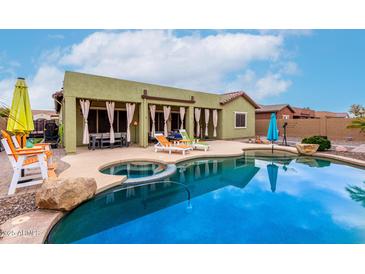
[36,177,97,211]
[296,143,320,155]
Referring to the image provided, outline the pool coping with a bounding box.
[1,144,364,244]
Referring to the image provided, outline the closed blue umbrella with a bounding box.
[267,163,279,192]
[267,113,279,153]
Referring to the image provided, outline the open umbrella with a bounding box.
[267,163,279,192]
[267,113,278,153]
[6,78,34,147]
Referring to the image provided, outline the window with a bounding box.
[235,112,247,128]
[155,112,165,132]
[88,109,127,133]
[88,109,97,133]
[98,109,109,133]
[118,111,127,132]
[171,112,182,131]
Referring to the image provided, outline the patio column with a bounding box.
[187,106,194,139]
[139,99,148,147]
[64,96,77,153]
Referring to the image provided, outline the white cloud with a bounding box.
[28,65,64,109]
[59,30,284,92]
[227,69,292,99]
[279,61,300,75]
[2,30,300,109]
[0,77,14,107]
[255,73,292,99]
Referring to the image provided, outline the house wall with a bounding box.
[63,71,256,153]
[256,117,365,141]
[221,96,256,139]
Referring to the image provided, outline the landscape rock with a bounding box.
[35,177,97,211]
[335,145,348,152]
[296,143,320,155]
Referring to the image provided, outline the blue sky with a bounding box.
[0,29,364,112]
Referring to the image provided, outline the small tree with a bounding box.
[347,117,365,133]
[349,104,365,118]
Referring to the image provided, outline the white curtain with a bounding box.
[213,109,218,137]
[204,109,210,137]
[194,108,201,137]
[80,99,90,144]
[126,103,136,143]
[179,107,185,129]
[106,101,115,143]
[163,106,171,137]
[149,105,156,137]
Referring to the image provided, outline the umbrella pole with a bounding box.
[272,141,274,154]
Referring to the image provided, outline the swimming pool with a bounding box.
[47,151,365,244]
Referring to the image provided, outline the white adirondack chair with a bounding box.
[11,135,53,165]
[1,135,49,195]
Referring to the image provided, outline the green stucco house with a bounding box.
[54,71,259,153]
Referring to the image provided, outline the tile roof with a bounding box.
[220,91,260,108]
[256,104,295,113]
[32,109,57,116]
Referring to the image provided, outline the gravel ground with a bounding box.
[0,192,36,225]
[0,148,69,226]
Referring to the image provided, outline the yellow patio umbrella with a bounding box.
[6,77,34,147]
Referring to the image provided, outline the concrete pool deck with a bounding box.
[58,140,271,193]
[1,140,365,244]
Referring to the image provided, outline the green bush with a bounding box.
[301,135,331,151]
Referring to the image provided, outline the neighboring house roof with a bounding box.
[32,109,58,120]
[256,104,295,113]
[315,111,349,118]
[292,107,315,117]
[220,91,260,109]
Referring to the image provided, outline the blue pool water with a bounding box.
[47,151,365,244]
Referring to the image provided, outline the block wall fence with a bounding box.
[255,117,365,141]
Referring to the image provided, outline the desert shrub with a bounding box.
[301,135,331,151]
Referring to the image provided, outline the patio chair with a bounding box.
[11,134,53,163]
[154,133,193,155]
[101,133,111,149]
[1,130,55,195]
[113,132,127,148]
[179,129,210,152]
[89,133,102,150]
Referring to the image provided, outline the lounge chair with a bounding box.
[179,129,210,152]
[154,133,193,155]
[1,130,56,195]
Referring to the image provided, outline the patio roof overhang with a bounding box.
[141,89,196,104]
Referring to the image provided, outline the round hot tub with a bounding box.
[100,161,176,183]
